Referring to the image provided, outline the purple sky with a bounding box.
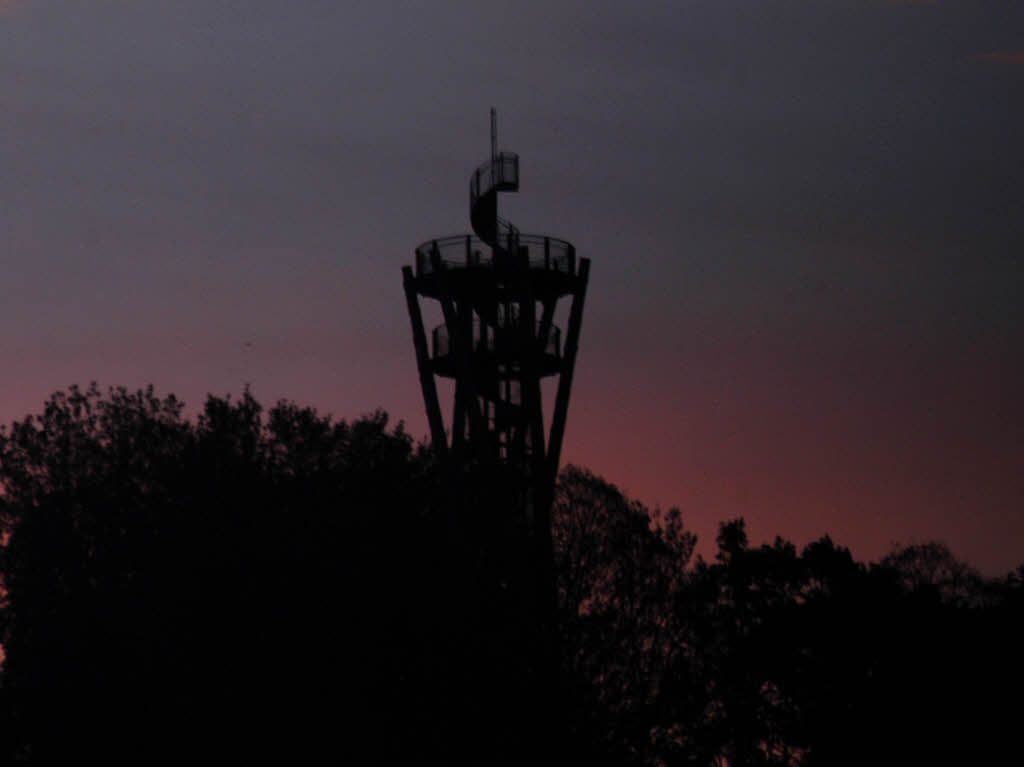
[2,1,1022,573]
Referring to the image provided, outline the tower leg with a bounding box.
[403,266,447,456]
[430,250,491,460]
[546,258,590,487]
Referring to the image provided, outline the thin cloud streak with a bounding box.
[973,51,1024,65]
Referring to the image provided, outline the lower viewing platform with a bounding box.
[430,318,563,379]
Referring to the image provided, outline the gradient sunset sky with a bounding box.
[2,1,1021,572]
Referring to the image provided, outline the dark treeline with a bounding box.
[0,385,1020,765]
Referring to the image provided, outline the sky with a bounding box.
[1,0,1021,573]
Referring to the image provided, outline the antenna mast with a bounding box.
[490,107,498,167]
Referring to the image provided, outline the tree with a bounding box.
[878,540,983,605]
[2,386,1020,764]
[0,385,431,764]
[553,466,697,765]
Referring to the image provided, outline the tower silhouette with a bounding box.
[402,112,587,762]
[402,110,590,515]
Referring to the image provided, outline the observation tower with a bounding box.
[402,111,590,515]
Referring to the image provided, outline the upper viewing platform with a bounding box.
[408,118,579,301]
[412,233,579,300]
[414,233,576,276]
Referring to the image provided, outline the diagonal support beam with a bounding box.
[546,258,590,487]
[402,266,447,457]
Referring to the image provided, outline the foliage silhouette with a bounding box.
[0,385,436,763]
[0,386,1020,764]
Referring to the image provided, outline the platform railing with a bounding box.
[432,318,561,361]
[415,234,576,278]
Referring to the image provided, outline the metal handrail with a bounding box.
[469,152,519,208]
[415,234,576,278]
[432,318,561,361]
